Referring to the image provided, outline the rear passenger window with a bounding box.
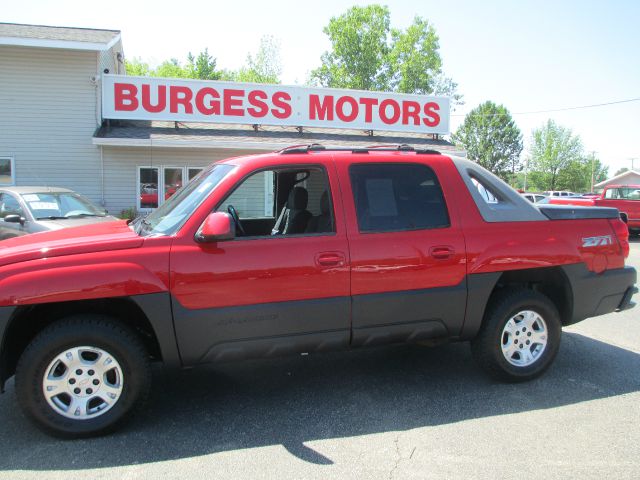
[471,177,499,204]
[349,163,450,233]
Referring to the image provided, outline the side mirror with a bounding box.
[195,212,235,243]
[4,214,25,226]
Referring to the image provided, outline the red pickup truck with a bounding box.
[546,185,640,234]
[0,146,636,437]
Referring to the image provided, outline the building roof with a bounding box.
[0,22,120,51]
[93,120,462,153]
[595,169,640,188]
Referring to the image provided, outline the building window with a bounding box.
[0,157,15,186]
[138,166,207,211]
[188,168,204,181]
[163,167,184,202]
[138,167,159,210]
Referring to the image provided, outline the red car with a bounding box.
[0,146,635,437]
[545,185,640,234]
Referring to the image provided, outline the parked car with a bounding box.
[0,146,635,438]
[139,183,181,209]
[0,186,116,240]
[521,193,547,203]
[545,184,640,234]
[542,190,580,197]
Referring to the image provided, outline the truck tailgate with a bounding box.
[537,205,620,220]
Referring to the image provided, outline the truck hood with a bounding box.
[0,220,143,267]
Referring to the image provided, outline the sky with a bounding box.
[4,0,640,175]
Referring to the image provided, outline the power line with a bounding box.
[451,97,640,117]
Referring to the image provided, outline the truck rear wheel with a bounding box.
[471,289,561,382]
[15,315,151,438]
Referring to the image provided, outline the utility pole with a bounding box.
[631,158,638,171]
[590,151,597,193]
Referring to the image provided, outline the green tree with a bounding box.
[527,120,583,191]
[556,153,608,192]
[451,101,523,182]
[124,57,151,76]
[389,17,441,93]
[310,5,460,101]
[311,5,390,90]
[614,167,629,176]
[123,43,281,84]
[186,48,223,80]
[233,36,282,84]
[154,58,188,78]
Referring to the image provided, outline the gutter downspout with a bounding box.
[100,145,105,207]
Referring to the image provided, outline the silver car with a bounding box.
[522,193,547,203]
[0,186,117,240]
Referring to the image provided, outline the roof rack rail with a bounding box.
[278,144,326,154]
[277,143,441,155]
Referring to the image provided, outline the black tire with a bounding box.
[15,315,151,438]
[471,289,561,382]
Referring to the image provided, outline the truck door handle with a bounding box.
[316,252,345,267]
[430,246,455,259]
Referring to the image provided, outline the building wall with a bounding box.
[101,146,264,215]
[101,146,331,217]
[97,39,124,121]
[597,172,640,190]
[98,39,123,76]
[0,45,102,202]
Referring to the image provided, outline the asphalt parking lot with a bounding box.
[0,242,639,479]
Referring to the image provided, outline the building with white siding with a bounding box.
[595,169,640,191]
[1,23,461,217]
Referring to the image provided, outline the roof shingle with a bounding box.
[0,22,119,46]
[94,120,462,153]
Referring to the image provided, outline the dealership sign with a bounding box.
[102,75,450,134]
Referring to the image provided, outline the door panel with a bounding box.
[337,159,468,340]
[170,162,351,366]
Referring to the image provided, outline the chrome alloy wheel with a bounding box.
[42,346,124,420]
[500,310,548,367]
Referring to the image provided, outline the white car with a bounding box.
[522,193,547,203]
[542,190,580,197]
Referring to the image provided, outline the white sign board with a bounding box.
[102,75,450,134]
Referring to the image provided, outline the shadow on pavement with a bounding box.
[0,331,638,470]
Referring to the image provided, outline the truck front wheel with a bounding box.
[15,315,151,438]
[471,289,562,382]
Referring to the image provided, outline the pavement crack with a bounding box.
[389,432,418,479]
[388,434,401,480]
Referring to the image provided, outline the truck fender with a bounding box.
[0,262,167,306]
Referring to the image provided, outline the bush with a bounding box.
[119,207,138,220]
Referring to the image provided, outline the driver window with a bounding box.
[217,166,335,238]
[219,170,275,219]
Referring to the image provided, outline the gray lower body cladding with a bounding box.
[562,264,637,325]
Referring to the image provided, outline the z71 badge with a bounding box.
[582,235,613,247]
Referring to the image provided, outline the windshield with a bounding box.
[21,192,107,220]
[134,163,235,237]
